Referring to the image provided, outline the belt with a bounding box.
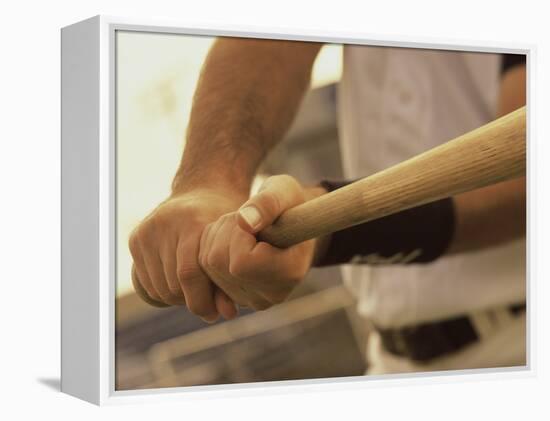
[376,303,526,362]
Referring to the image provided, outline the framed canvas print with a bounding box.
[61,15,531,405]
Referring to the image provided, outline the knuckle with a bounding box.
[177,265,199,283]
[178,270,210,295]
[228,263,242,278]
[260,175,276,190]
[271,174,304,203]
[199,252,209,272]
[128,231,142,256]
[264,174,289,187]
[134,222,155,245]
[273,174,293,185]
[218,213,232,223]
[142,212,173,240]
[229,256,251,278]
[143,217,163,238]
[267,174,297,190]
[259,191,281,217]
[207,250,225,272]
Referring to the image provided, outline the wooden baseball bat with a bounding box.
[258,106,526,248]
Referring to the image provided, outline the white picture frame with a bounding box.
[61,14,534,406]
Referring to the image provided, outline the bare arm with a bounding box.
[304,63,527,264]
[448,63,526,253]
[129,38,322,318]
[197,57,527,309]
[172,38,323,196]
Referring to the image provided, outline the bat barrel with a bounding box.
[258,106,526,248]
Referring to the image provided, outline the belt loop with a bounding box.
[469,311,496,340]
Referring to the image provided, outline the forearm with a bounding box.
[309,178,523,266]
[313,88,527,266]
[172,38,322,196]
[448,177,525,254]
[447,64,527,253]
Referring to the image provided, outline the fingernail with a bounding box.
[203,313,219,324]
[239,206,261,230]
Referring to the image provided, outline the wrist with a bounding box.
[174,132,264,198]
[171,169,252,201]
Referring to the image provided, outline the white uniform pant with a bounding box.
[365,313,526,375]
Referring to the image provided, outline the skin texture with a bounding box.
[198,62,526,312]
[128,39,321,320]
[129,189,245,320]
[198,175,326,310]
[130,37,526,318]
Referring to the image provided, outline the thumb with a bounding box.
[238,175,305,234]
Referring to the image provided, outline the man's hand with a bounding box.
[198,175,322,310]
[129,188,247,322]
[129,39,321,321]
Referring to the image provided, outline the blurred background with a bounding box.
[115,31,368,390]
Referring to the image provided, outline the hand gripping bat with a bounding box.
[134,106,526,306]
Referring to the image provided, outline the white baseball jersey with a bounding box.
[337,45,526,371]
